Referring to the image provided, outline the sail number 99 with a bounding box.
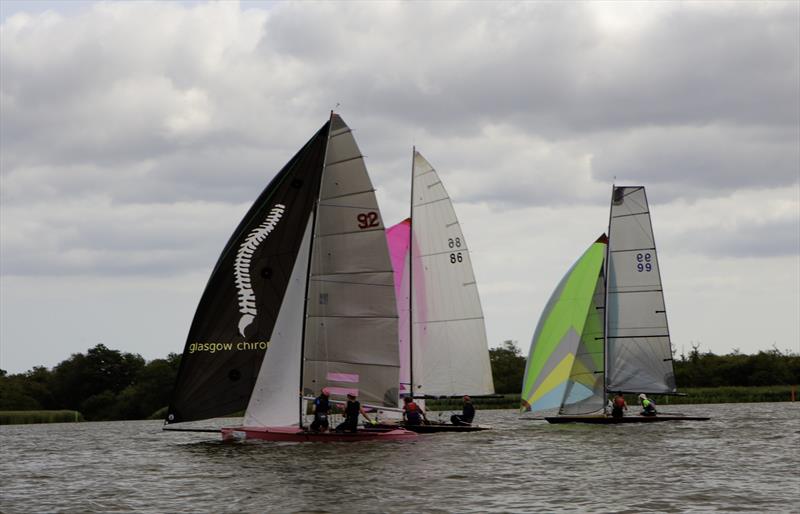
[636,252,652,272]
[448,237,462,248]
[356,212,379,229]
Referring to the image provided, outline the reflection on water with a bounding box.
[1,403,798,513]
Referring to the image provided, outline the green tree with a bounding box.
[490,340,527,394]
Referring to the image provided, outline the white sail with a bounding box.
[302,115,400,408]
[410,152,494,397]
[605,186,677,394]
[243,217,313,427]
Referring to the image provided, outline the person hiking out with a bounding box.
[639,393,657,417]
[402,396,428,425]
[450,395,476,426]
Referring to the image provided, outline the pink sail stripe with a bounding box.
[326,387,360,397]
[326,372,360,383]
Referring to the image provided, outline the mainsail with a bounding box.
[400,151,494,397]
[167,114,399,427]
[521,236,606,413]
[605,186,676,394]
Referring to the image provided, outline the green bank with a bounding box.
[426,386,798,411]
[1,410,84,425]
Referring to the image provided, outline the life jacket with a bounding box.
[405,402,422,423]
[642,398,656,413]
[613,396,626,408]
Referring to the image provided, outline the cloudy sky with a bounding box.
[1,1,798,374]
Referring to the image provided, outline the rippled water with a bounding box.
[1,402,798,513]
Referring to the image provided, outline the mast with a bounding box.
[297,111,334,428]
[408,146,416,398]
[602,184,614,401]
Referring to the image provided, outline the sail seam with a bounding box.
[415,316,483,324]
[414,196,451,208]
[315,227,385,237]
[303,359,399,368]
[319,189,376,201]
[611,211,649,219]
[609,247,656,253]
[307,315,399,319]
[418,248,471,258]
[329,128,352,138]
[325,155,363,168]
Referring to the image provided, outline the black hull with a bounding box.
[545,415,710,424]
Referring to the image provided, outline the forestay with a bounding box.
[605,186,676,394]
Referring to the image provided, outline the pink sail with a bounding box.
[386,219,411,395]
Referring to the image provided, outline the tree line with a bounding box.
[1,342,798,421]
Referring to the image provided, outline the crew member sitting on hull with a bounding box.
[402,396,428,425]
[451,395,476,426]
[335,393,373,432]
[309,388,331,432]
[611,392,628,419]
[639,393,657,417]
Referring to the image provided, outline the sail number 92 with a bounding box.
[636,252,653,272]
[356,212,379,229]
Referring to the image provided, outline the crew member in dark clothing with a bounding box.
[611,392,628,419]
[310,388,331,432]
[402,396,428,425]
[450,395,475,426]
[335,393,373,432]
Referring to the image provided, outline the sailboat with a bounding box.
[164,113,416,441]
[521,186,709,424]
[382,150,495,433]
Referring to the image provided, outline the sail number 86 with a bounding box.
[450,252,463,264]
[636,253,652,272]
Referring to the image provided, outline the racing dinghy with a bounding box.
[521,186,709,425]
[383,150,495,433]
[164,113,415,442]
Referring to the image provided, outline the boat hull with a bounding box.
[220,425,417,442]
[375,422,491,433]
[545,415,710,424]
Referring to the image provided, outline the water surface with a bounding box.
[1,402,798,513]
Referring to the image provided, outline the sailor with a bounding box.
[639,393,657,416]
[335,392,373,432]
[309,388,331,432]
[611,392,628,418]
[450,395,476,426]
[402,396,428,425]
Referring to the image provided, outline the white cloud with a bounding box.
[1,1,798,372]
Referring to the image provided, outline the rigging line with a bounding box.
[325,155,363,167]
[414,196,451,208]
[319,188,377,201]
[414,316,484,324]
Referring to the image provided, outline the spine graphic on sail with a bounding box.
[234,204,286,337]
